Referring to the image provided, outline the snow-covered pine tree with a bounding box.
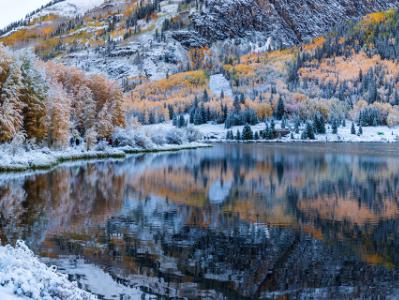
[96,101,114,140]
[0,62,24,143]
[46,80,71,148]
[20,56,47,142]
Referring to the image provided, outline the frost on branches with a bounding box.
[0,241,96,300]
[0,45,124,150]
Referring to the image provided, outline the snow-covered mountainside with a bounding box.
[2,0,399,83]
[34,0,105,18]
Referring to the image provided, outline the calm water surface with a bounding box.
[1,143,399,299]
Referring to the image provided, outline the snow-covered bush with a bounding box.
[0,240,96,299]
[112,127,135,147]
[134,133,154,149]
[9,132,26,156]
[95,140,109,151]
[165,129,184,145]
[151,133,166,146]
[387,109,399,127]
[184,126,202,142]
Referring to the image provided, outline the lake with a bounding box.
[1,143,399,299]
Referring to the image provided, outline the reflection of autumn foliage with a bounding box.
[0,162,126,245]
[2,144,399,274]
[298,195,399,225]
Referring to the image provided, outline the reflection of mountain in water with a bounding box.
[1,144,399,298]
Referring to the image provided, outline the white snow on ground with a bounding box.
[0,142,208,172]
[209,74,233,98]
[251,36,273,53]
[0,241,96,299]
[34,0,105,18]
[0,125,208,172]
[193,120,399,142]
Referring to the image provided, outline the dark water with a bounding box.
[2,143,399,299]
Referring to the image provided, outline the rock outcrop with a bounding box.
[184,0,399,48]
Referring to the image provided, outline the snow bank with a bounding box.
[0,241,96,300]
[193,120,399,143]
[0,126,209,173]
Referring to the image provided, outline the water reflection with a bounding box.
[1,144,399,299]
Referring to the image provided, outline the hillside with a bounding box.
[2,2,399,154]
[2,0,399,85]
[120,8,399,135]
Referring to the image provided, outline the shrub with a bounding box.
[166,129,184,145]
[185,126,202,142]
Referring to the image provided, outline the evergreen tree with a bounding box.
[203,89,209,102]
[233,95,241,112]
[358,125,363,135]
[263,122,275,140]
[314,113,326,134]
[271,119,276,130]
[254,131,259,140]
[368,78,377,103]
[301,122,315,140]
[172,114,178,126]
[20,56,47,142]
[236,129,241,141]
[294,118,300,133]
[193,109,204,125]
[189,108,195,124]
[332,119,338,134]
[281,115,287,129]
[0,63,24,143]
[351,122,356,135]
[275,97,285,120]
[168,104,174,120]
[242,124,253,140]
[178,114,186,128]
[200,104,207,123]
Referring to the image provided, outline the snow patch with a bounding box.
[209,74,233,98]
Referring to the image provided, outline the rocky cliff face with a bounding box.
[181,0,399,48]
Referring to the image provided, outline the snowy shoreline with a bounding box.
[0,143,211,173]
[0,241,97,300]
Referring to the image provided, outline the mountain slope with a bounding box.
[2,0,399,84]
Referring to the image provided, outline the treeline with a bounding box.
[0,46,124,149]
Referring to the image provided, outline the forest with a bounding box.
[126,8,399,140]
[2,8,399,152]
[0,46,124,150]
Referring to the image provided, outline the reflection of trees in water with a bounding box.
[0,162,126,249]
[1,145,399,298]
